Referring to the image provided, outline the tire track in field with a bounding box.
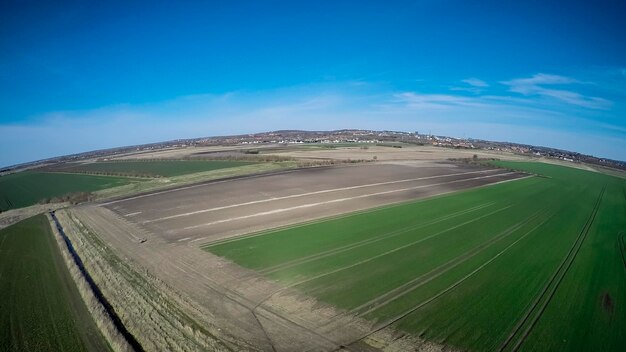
[258,202,496,276]
[169,253,347,351]
[498,185,606,352]
[336,213,553,352]
[288,206,512,289]
[171,244,367,351]
[2,196,13,210]
[618,232,626,273]
[352,210,546,318]
[253,205,512,310]
[316,211,546,331]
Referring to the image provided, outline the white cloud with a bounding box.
[462,78,489,87]
[1,78,623,166]
[393,92,485,109]
[505,73,577,87]
[502,73,612,110]
[450,78,489,94]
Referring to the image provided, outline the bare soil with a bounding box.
[103,162,524,245]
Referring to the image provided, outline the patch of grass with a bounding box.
[0,172,134,211]
[0,215,110,351]
[205,162,626,351]
[51,160,257,177]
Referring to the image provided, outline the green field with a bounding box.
[0,172,133,211]
[0,215,110,351]
[205,162,626,351]
[52,160,257,177]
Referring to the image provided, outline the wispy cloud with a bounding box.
[502,73,612,110]
[462,78,489,87]
[1,73,624,166]
[505,73,577,87]
[393,92,486,109]
[450,77,489,94]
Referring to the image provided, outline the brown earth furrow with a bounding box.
[105,163,525,244]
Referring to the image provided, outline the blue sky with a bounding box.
[1,0,625,167]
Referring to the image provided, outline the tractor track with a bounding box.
[335,212,553,352]
[352,211,545,318]
[498,185,606,352]
[252,205,512,310]
[257,202,496,276]
[618,232,626,273]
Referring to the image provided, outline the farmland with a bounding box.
[205,162,626,351]
[81,161,526,350]
[47,159,257,177]
[0,172,133,211]
[0,215,109,351]
[105,163,523,244]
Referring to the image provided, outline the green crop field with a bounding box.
[51,160,257,177]
[0,215,110,351]
[0,172,133,211]
[205,162,626,351]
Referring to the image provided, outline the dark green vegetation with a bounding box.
[48,160,256,178]
[206,162,626,351]
[0,172,133,211]
[0,215,109,351]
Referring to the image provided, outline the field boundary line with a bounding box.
[499,185,606,352]
[186,172,518,232]
[337,213,553,352]
[352,211,545,318]
[143,169,502,223]
[257,202,496,275]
